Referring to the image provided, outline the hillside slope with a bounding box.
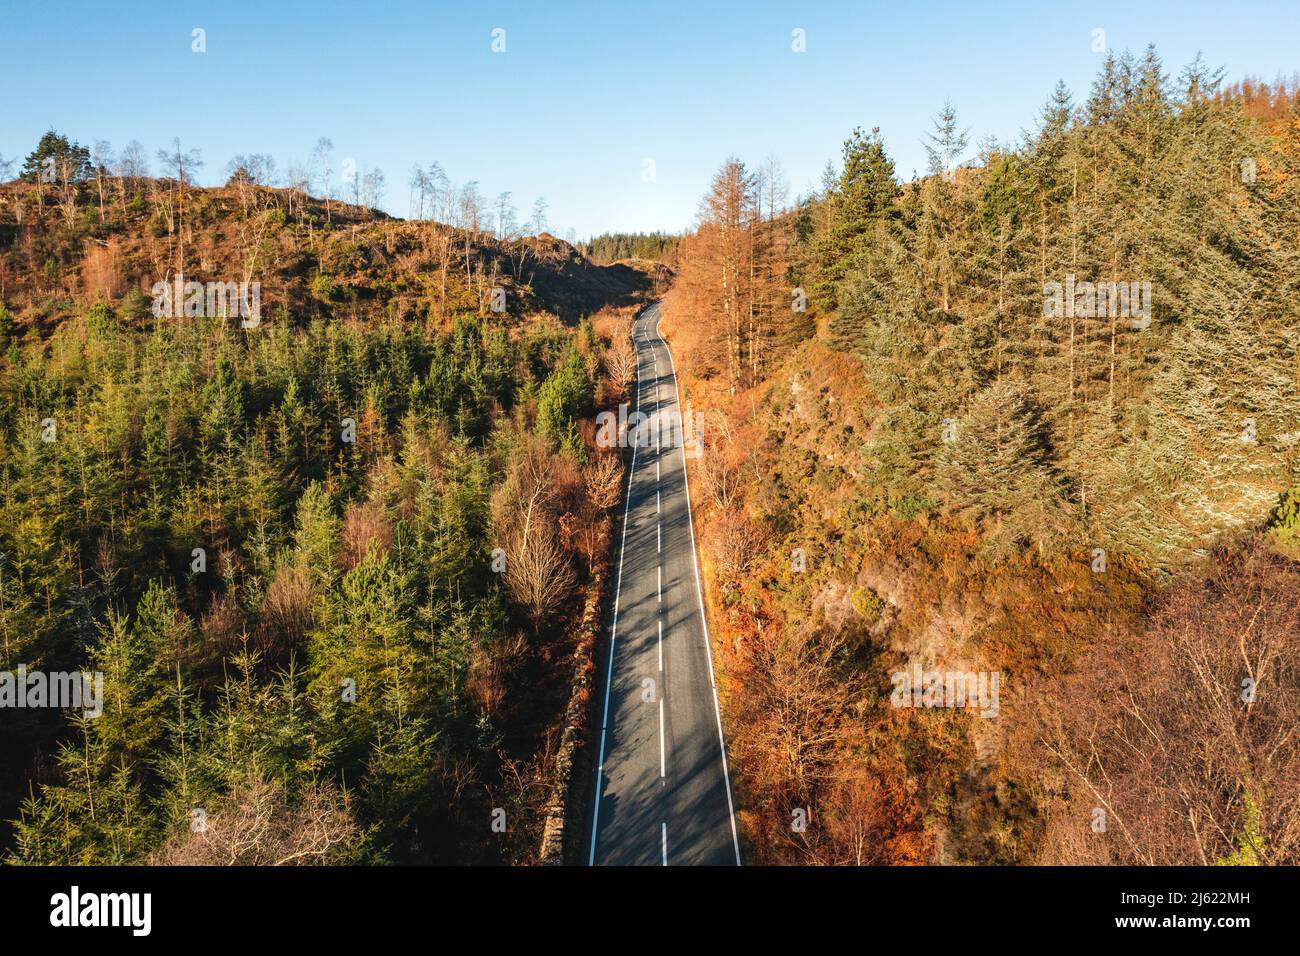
[661,58,1300,865]
[0,170,650,865]
[0,176,657,331]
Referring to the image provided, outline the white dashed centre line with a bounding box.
[587,316,647,867]
[659,698,665,779]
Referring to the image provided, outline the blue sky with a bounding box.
[3,0,1297,238]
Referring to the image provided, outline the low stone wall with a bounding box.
[538,566,604,865]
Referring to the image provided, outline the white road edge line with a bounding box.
[588,312,646,866]
[655,307,744,866]
[657,522,661,553]
[658,619,663,671]
[657,565,661,602]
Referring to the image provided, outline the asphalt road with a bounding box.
[588,302,741,866]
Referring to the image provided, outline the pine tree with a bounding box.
[812,127,898,309]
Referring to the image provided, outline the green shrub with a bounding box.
[312,272,341,302]
[850,585,884,622]
[87,301,117,337]
[536,347,593,446]
[1268,487,1300,556]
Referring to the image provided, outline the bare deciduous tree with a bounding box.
[91,139,113,220]
[156,138,203,277]
[712,510,766,581]
[583,452,624,511]
[153,772,357,865]
[495,445,577,626]
[1043,540,1300,865]
[312,137,334,223]
[699,413,744,512]
[603,333,637,394]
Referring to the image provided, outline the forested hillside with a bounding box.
[578,231,680,266]
[665,51,1300,864]
[0,139,650,863]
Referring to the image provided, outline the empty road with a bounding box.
[588,301,741,866]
